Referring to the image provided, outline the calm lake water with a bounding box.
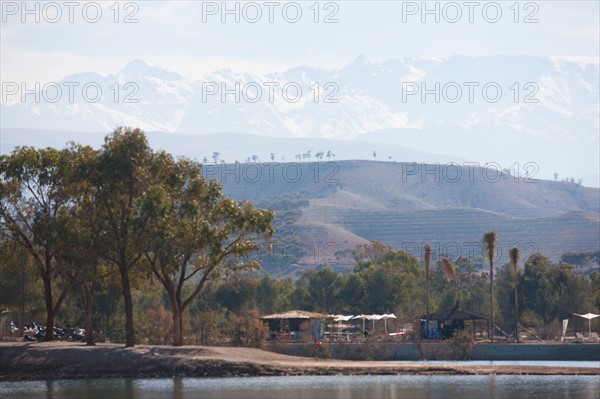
[1,374,599,399]
[398,360,600,368]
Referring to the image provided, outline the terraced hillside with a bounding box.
[208,160,600,273]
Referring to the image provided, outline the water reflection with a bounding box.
[172,377,184,399]
[45,380,54,399]
[396,360,600,368]
[1,375,598,399]
[124,378,135,399]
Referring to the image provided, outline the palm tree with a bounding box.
[482,230,498,340]
[509,246,520,342]
[423,244,432,338]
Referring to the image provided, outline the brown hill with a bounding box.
[212,160,599,274]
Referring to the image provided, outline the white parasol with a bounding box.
[332,315,354,338]
[381,313,397,334]
[333,315,354,322]
[574,313,600,337]
[366,314,384,334]
[351,314,370,333]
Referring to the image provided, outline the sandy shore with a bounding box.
[1,342,598,381]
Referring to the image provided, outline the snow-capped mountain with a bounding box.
[1,55,598,184]
[3,55,597,138]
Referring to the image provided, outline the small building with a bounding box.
[421,302,490,340]
[260,310,332,342]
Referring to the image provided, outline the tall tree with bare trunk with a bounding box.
[140,155,274,346]
[509,246,520,342]
[0,147,82,341]
[482,230,498,340]
[423,244,432,334]
[89,128,155,347]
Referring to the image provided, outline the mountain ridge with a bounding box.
[207,159,599,272]
[2,55,597,185]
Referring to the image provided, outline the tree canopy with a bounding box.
[0,127,274,346]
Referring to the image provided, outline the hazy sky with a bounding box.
[1,0,599,85]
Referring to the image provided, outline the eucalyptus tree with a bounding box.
[64,145,115,346]
[0,146,82,340]
[359,250,422,317]
[140,155,274,346]
[88,127,155,347]
[521,253,558,330]
[57,226,108,346]
[521,253,594,334]
[482,230,498,340]
[306,267,342,313]
[352,240,393,267]
[0,242,39,336]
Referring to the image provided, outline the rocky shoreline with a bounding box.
[1,342,598,381]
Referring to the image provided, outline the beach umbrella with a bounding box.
[366,314,384,334]
[332,315,354,337]
[381,314,397,334]
[351,314,369,332]
[333,315,354,322]
[574,313,600,337]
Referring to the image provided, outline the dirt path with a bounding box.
[1,342,598,381]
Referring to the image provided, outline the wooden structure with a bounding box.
[422,302,490,340]
[260,310,332,342]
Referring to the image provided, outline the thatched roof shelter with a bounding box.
[421,302,490,339]
[424,303,490,322]
[260,310,332,341]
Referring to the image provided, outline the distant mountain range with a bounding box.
[1,55,598,274]
[1,55,598,185]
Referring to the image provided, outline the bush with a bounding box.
[449,329,475,359]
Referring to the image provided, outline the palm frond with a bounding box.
[438,256,457,282]
[482,230,498,261]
